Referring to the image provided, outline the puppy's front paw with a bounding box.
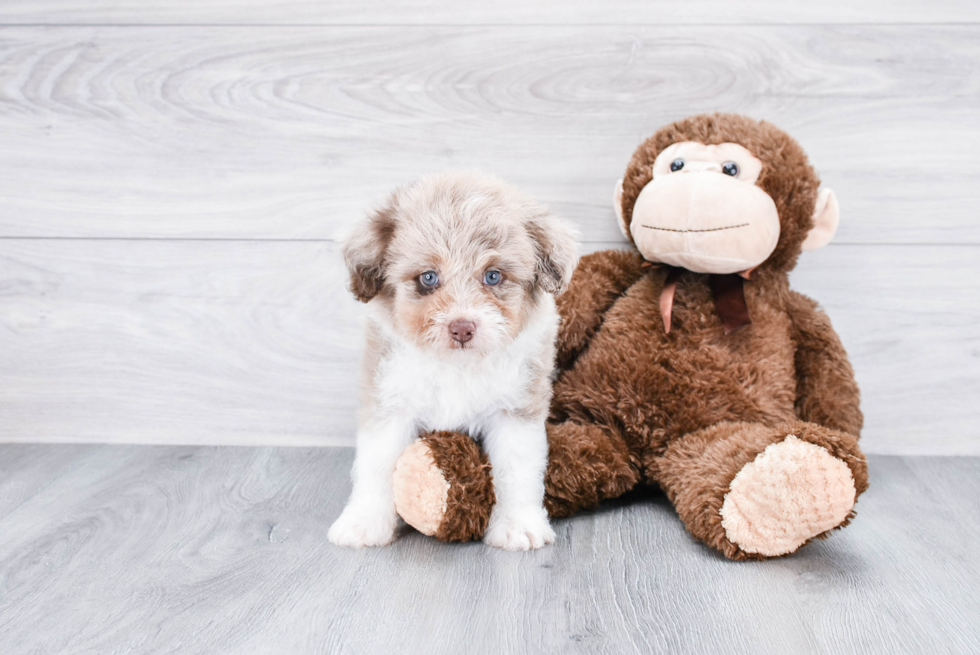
[328,505,398,548]
[484,507,555,551]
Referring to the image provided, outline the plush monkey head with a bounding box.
[614,113,839,276]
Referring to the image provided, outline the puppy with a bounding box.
[328,172,579,551]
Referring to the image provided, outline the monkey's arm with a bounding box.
[555,249,646,370]
[785,290,863,437]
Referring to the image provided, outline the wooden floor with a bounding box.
[0,445,977,654]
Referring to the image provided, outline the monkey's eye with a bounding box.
[419,271,439,287]
[721,161,740,177]
[670,158,685,172]
[483,270,502,286]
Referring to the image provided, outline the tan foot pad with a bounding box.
[720,435,857,557]
[392,440,450,536]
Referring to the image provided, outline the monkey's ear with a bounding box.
[527,211,580,296]
[613,179,630,240]
[342,200,398,302]
[801,188,840,251]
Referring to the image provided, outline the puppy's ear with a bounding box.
[342,196,398,302]
[526,211,580,296]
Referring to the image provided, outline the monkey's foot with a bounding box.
[656,421,867,560]
[720,435,857,557]
[392,432,495,542]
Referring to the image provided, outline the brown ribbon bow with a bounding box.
[648,263,752,335]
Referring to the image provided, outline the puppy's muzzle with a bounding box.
[448,320,476,344]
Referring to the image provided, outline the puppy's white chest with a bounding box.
[376,348,528,432]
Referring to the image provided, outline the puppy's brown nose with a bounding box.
[449,320,476,344]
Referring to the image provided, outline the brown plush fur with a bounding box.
[402,114,868,559]
[543,421,641,518]
[419,431,497,542]
[655,421,869,560]
[418,423,641,541]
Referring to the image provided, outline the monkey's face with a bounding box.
[617,115,841,275]
[616,141,780,275]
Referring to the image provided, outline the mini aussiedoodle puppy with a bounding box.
[328,172,579,551]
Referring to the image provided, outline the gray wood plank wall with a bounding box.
[2,1,979,25]
[1,6,978,453]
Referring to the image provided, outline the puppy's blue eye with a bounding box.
[722,161,739,177]
[670,158,685,172]
[420,271,439,287]
[483,270,501,286]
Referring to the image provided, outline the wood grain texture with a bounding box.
[0,239,363,446]
[0,445,977,655]
[2,239,977,454]
[0,25,978,243]
[2,0,979,25]
[1,12,978,456]
[791,245,980,455]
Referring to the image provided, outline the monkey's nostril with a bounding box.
[448,320,477,344]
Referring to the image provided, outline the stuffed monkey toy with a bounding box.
[391,113,869,559]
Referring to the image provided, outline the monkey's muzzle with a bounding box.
[630,172,780,275]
